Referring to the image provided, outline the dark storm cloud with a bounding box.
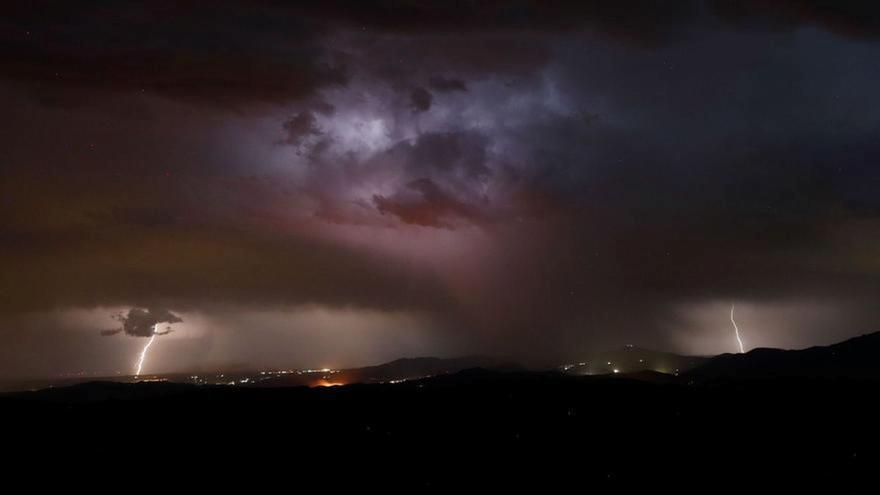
[373,178,483,228]
[0,174,458,316]
[428,76,468,93]
[4,0,880,377]
[409,87,433,113]
[305,130,496,227]
[298,1,880,44]
[113,308,182,337]
[280,112,323,147]
[3,1,868,113]
[495,34,880,306]
[4,1,880,110]
[404,132,491,180]
[0,0,347,107]
[710,1,880,39]
[297,0,702,41]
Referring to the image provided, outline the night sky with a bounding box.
[2,1,880,379]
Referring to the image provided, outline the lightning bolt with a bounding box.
[730,303,745,353]
[134,324,159,377]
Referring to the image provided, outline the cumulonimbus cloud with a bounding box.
[108,308,183,338]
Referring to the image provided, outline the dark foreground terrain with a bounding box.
[2,372,877,491]
[4,333,880,490]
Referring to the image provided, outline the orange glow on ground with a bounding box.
[313,379,345,387]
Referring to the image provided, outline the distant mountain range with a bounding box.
[684,331,880,383]
[7,332,880,400]
[4,332,879,394]
[556,331,880,383]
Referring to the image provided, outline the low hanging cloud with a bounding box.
[106,308,183,338]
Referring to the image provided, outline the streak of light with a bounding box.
[134,324,158,376]
[730,303,745,353]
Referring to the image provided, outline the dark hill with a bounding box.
[2,364,878,490]
[686,331,880,383]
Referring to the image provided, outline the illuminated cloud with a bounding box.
[3,1,880,378]
[113,308,183,338]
